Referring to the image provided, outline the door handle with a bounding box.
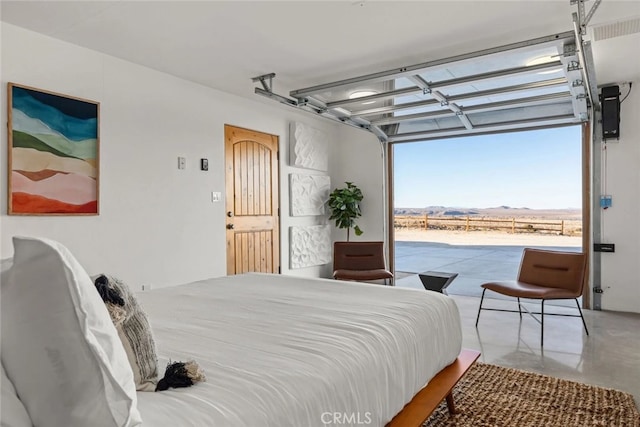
[227,211,234,217]
[226,224,235,230]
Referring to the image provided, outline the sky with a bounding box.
[393,125,582,209]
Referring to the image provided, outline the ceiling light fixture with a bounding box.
[526,55,563,75]
[349,90,379,105]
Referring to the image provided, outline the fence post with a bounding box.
[465,216,469,232]
[512,218,515,233]
[561,220,564,235]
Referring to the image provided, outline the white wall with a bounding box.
[3,23,638,313]
[599,86,640,313]
[330,126,387,244]
[0,23,341,289]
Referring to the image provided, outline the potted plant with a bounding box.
[328,182,364,241]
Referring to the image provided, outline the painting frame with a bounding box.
[7,83,100,215]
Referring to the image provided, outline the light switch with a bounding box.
[178,157,186,170]
[211,191,221,202]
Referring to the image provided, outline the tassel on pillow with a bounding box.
[156,360,206,391]
[94,275,125,307]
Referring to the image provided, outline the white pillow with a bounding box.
[0,257,12,273]
[1,362,32,427]
[1,236,142,427]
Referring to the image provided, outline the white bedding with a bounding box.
[135,273,462,427]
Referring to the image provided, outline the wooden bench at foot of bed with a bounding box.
[386,349,481,427]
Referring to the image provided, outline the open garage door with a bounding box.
[253,10,601,308]
[254,30,596,142]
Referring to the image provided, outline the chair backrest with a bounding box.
[517,248,587,295]
[333,241,386,271]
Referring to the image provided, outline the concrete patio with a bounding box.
[393,230,582,303]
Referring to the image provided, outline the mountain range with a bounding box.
[395,206,582,219]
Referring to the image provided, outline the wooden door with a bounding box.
[225,125,280,275]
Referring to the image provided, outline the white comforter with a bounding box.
[135,273,462,427]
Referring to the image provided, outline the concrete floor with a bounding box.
[446,294,640,409]
[394,241,640,408]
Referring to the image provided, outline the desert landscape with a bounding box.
[393,207,583,295]
[394,205,582,237]
[395,205,582,219]
[394,228,581,247]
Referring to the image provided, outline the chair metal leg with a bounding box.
[475,289,486,327]
[575,298,589,335]
[517,297,522,319]
[541,300,545,347]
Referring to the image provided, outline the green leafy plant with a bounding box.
[328,182,364,241]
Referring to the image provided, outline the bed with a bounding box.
[2,237,474,427]
[134,273,466,426]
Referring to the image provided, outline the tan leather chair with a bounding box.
[475,248,588,346]
[333,241,393,285]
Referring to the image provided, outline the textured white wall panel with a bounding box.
[290,225,331,269]
[289,122,329,171]
[290,173,330,216]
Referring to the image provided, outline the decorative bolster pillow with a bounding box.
[93,274,205,392]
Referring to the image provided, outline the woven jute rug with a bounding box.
[423,363,640,427]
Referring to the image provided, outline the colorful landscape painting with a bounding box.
[8,84,99,215]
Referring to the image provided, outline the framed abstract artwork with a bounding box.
[8,83,99,215]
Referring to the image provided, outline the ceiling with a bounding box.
[2,1,639,139]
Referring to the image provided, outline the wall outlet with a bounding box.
[178,156,186,170]
[141,284,153,291]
